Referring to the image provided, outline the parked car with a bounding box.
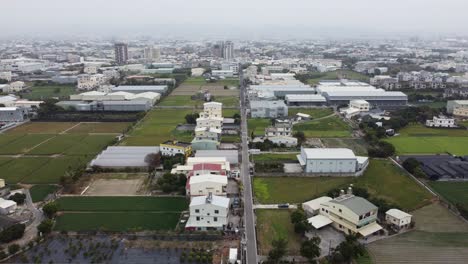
[277,203,289,209]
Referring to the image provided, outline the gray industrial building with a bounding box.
[250,100,288,118]
[57,100,152,112]
[91,146,160,168]
[51,75,78,84]
[250,85,316,98]
[401,155,468,180]
[0,107,28,122]
[285,94,327,106]
[111,85,168,95]
[321,91,408,109]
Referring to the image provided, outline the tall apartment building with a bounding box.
[223,41,234,61]
[143,46,160,62]
[114,43,128,65]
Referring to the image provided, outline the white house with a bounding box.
[350,100,370,111]
[385,209,412,230]
[268,136,298,147]
[187,174,228,197]
[185,194,230,231]
[194,127,221,141]
[196,116,224,130]
[297,148,368,174]
[425,116,456,128]
[0,72,12,82]
[201,102,223,118]
[77,74,106,90]
[6,81,25,92]
[0,198,16,215]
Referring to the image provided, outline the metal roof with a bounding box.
[329,195,377,216]
[302,148,357,160]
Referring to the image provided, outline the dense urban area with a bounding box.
[0,36,468,264]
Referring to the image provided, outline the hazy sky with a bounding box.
[3,0,468,39]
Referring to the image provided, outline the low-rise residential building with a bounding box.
[0,72,12,82]
[297,148,368,174]
[250,100,288,118]
[196,116,224,130]
[0,95,17,107]
[160,140,192,157]
[7,81,25,92]
[425,116,456,128]
[447,100,468,117]
[201,102,223,118]
[370,75,400,90]
[385,209,412,230]
[187,174,228,197]
[0,198,16,215]
[264,119,298,147]
[77,74,107,90]
[306,189,382,238]
[350,100,370,111]
[185,194,230,231]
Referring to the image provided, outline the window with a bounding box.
[214,210,219,214]
[214,217,218,222]
[339,209,342,213]
[196,216,200,221]
[195,209,200,213]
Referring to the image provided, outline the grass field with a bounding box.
[56,196,188,212]
[305,70,369,85]
[221,135,241,143]
[21,85,75,100]
[293,116,351,138]
[288,108,334,118]
[183,77,239,87]
[247,119,271,136]
[214,96,239,107]
[159,95,204,107]
[253,159,432,210]
[321,138,368,156]
[386,124,468,155]
[412,202,468,233]
[64,135,116,155]
[429,181,468,214]
[30,185,59,202]
[256,210,302,256]
[354,159,432,211]
[252,153,298,162]
[122,109,194,145]
[253,177,352,204]
[55,212,181,231]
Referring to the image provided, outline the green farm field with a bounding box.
[386,124,468,155]
[55,212,181,231]
[122,109,195,145]
[252,153,298,162]
[0,134,55,154]
[429,181,468,213]
[293,116,351,138]
[21,85,76,100]
[30,185,59,202]
[253,159,432,210]
[247,119,271,136]
[56,196,188,212]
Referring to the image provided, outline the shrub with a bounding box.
[8,244,20,255]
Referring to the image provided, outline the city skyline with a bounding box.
[2,0,468,39]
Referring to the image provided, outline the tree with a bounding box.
[37,219,54,235]
[8,244,20,255]
[0,224,25,243]
[42,202,58,219]
[300,237,321,263]
[402,158,420,174]
[331,235,364,264]
[156,173,187,194]
[267,238,287,263]
[145,152,162,171]
[290,208,312,234]
[293,131,306,145]
[9,193,26,205]
[185,113,199,124]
